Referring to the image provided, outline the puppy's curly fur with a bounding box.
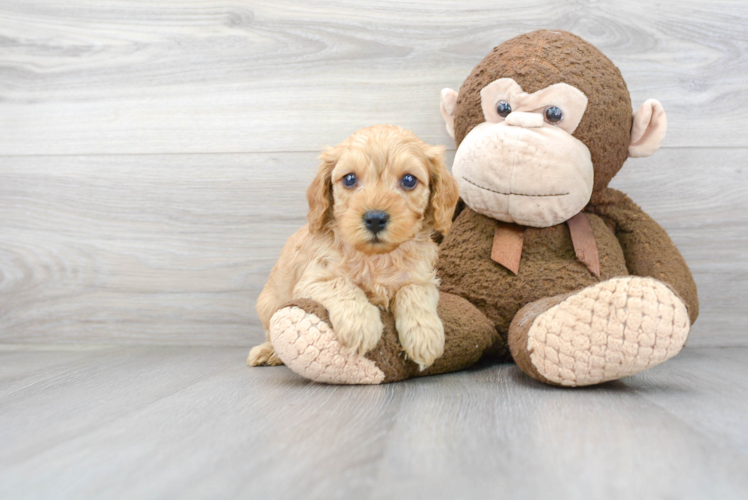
[248,125,460,369]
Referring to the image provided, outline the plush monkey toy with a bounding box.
[264,30,698,386]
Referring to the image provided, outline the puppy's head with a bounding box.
[307,124,459,254]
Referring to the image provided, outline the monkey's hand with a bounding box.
[588,187,699,324]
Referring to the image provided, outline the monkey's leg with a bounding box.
[508,276,690,387]
[266,293,498,385]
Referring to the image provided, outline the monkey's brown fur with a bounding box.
[437,190,698,363]
[434,31,697,363]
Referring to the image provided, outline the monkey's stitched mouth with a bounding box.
[461,176,569,197]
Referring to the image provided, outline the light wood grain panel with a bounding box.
[0,346,240,464]
[628,347,748,457]
[0,152,313,345]
[0,346,402,500]
[370,350,748,500]
[0,346,746,499]
[0,148,745,345]
[0,344,119,399]
[0,0,746,155]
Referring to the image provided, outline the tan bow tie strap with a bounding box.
[566,212,601,278]
[490,213,601,278]
[491,223,525,275]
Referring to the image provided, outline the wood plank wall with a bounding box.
[1,0,746,346]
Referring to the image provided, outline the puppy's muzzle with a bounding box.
[363,210,389,234]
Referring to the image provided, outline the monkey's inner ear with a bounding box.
[629,99,667,158]
[440,88,458,139]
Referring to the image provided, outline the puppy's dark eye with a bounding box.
[496,101,512,118]
[545,106,563,124]
[401,174,417,190]
[342,173,357,188]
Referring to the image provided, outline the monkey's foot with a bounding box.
[508,276,690,387]
[269,299,386,385]
[268,294,499,385]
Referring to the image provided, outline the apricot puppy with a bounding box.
[248,124,459,370]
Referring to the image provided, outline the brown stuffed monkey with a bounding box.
[261,30,698,387]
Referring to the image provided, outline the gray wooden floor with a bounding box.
[1,344,747,500]
[2,1,748,499]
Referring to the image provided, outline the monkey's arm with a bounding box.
[587,188,699,324]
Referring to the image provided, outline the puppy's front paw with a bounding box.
[329,300,384,355]
[396,312,445,371]
[247,341,283,366]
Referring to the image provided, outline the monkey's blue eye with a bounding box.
[342,173,357,188]
[545,106,563,124]
[496,101,512,118]
[401,174,417,190]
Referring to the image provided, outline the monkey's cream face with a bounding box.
[451,78,594,227]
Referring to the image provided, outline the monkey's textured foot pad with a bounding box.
[269,306,385,385]
[509,276,690,387]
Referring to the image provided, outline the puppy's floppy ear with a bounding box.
[425,145,460,234]
[307,146,339,233]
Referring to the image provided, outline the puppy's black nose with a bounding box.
[363,210,389,234]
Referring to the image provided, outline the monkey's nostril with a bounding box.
[363,210,389,234]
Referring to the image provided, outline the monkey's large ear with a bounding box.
[426,145,460,234]
[440,89,459,140]
[306,147,338,233]
[629,99,667,158]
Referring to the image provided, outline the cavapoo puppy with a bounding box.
[248,124,460,370]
